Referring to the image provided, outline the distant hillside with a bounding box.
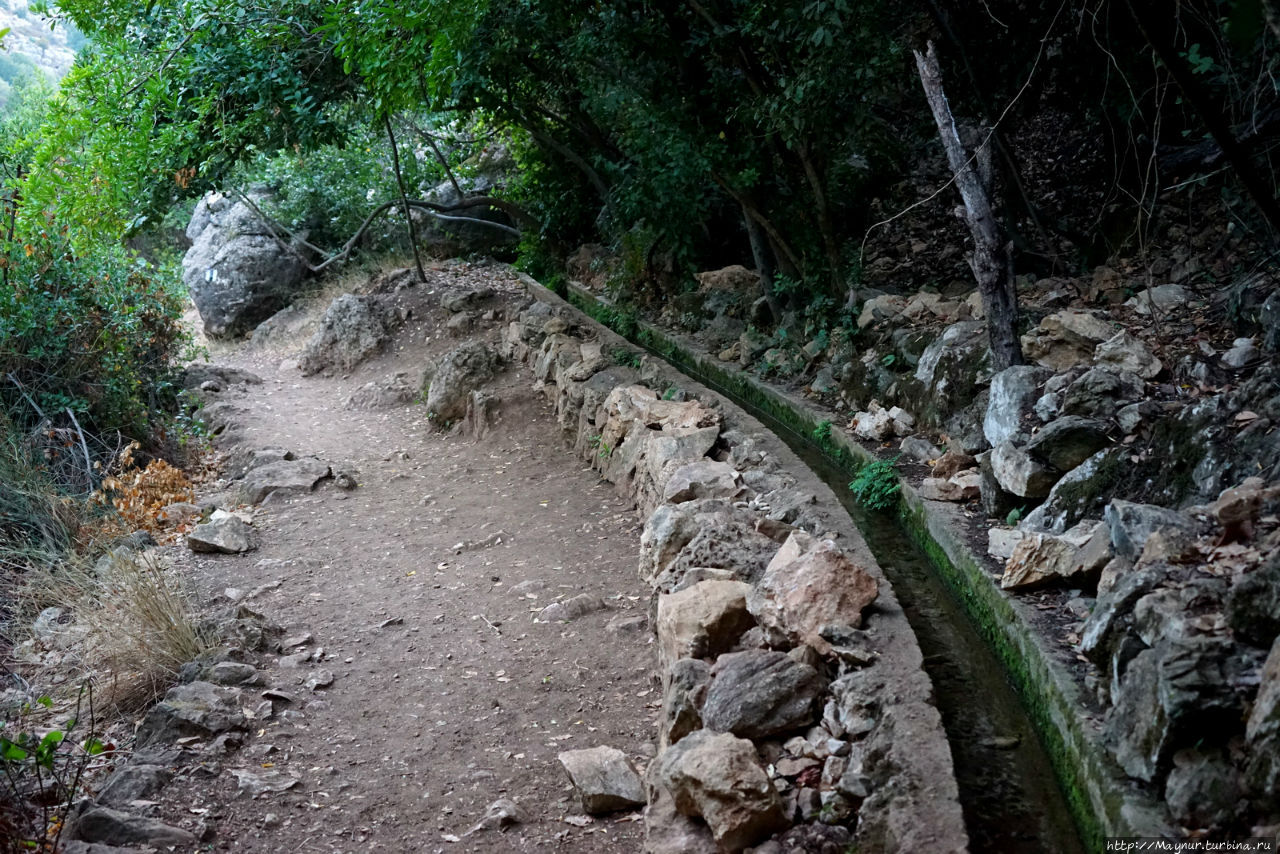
[0,0,82,109]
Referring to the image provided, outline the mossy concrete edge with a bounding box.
[545,279,1172,850]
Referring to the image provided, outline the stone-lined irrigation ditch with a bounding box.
[498,282,972,851]
[535,276,1176,851]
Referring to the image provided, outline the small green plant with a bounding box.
[662,386,681,401]
[0,685,104,852]
[849,454,901,511]
[812,419,832,444]
[608,346,642,369]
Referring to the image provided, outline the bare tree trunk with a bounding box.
[384,113,427,284]
[743,205,783,321]
[914,42,1023,370]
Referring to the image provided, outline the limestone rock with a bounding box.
[917,471,981,502]
[988,527,1029,562]
[1000,521,1111,590]
[558,746,646,814]
[95,764,172,808]
[643,771,719,854]
[187,511,255,554]
[1222,337,1259,368]
[662,460,739,505]
[179,363,263,391]
[661,658,710,749]
[298,294,391,376]
[1061,366,1144,418]
[899,436,942,463]
[1019,448,1121,534]
[1094,331,1162,379]
[984,365,1053,446]
[990,441,1058,498]
[239,458,331,504]
[1021,309,1117,371]
[70,807,195,848]
[182,192,307,338]
[852,405,894,441]
[656,729,787,850]
[1105,500,1198,560]
[345,372,418,409]
[1126,284,1192,316]
[539,593,608,623]
[933,449,977,479]
[1227,552,1280,647]
[135,681,247,746]
[423,341,501,425]
[747,533,877,653]
[701,650,825,739]
[1245,637,1280,801]
[656,580,755,674]
[1104,637,1257,782]
[1024,416,1111,473]
[1165,749,1241,830]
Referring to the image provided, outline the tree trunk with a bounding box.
[743,205,783,320]
[914,42,1023,370]
[384,113,427,284]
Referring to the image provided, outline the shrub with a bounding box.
[849,454,901,511]
[0,238,188,438]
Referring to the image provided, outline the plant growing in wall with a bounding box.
[849,454,901,511]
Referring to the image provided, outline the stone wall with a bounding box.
[502,285,968,853]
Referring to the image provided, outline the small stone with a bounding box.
[1222,337,1259,368]
[231,768,300,798]
[538,593,608,623]
[207,662,257,685]
[304,669,334,691]
[557,746,646,814]
[71,807,196,848]
[187,512,255,554]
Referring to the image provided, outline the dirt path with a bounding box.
[160,266,654,851]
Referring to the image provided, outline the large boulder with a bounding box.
[298,294,393,376]
[984,365,1053,446]
[912,321,991,428]
[183,192,308,338]
[423,342,501,426]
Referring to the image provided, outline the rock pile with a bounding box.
[504,294,967,852]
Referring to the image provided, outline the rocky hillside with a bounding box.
[0,0,80,106]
